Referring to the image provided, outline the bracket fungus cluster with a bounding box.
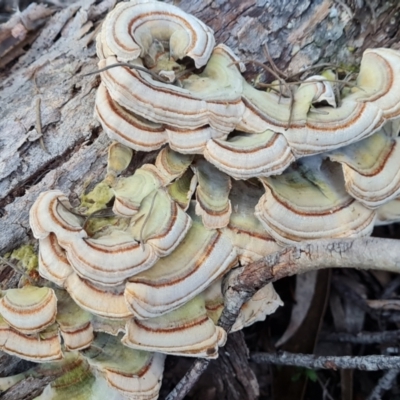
[0,0,397,399]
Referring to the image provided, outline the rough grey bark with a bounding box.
[207,331,259,400]
[366,369,400,400]
[251,352,400,370]
[0,0,115,254]
[324,329,400,344]
[0,376,57,400]
[167,331,259,400]
[2,0,400,254]
[219,237,400,335]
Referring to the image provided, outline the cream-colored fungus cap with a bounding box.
[239,48,400,157]
[35,353,126,400]
[65,227,158,287]
[55,290,94,351]
[122,296,226,359]
[0,318,62,362]
[31,190,160,287]
[0,286,57,335]
[82,333,165,400]
[223,180,282,265]
[329,129,400,208]
[204,130,295,180]
[355,48,400,119]
[255,157,376,245]
[95,83,228,154]
[64,274,132,319]
[98,0,215,67]
[125,210,237,319]
[129,189,192,257]
[239,79,384,157]
[38,233,73,287]
[29,190,84,243]
[167,169,198,211]
[193,158,232,229]
[112,164,165,217]
[155,147,194,183]
[106,142,133,181]
[98,45,245,134]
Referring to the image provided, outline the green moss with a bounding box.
[84,217,117,237]
[10,245,38,271]
[80,182,114,215]
[339,62,359,74]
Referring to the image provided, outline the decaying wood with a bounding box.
[220,237,400,333]
[324,329,400,345]
[0,375,60,400]
[366,370,400,400]
[0,351,33,378]
[0,0,116,254]
[210,331,259,400]
[168,237,400,397]
[251,351,400,371]
[167,332,259,400]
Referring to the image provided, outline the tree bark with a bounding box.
[2,0,400,254]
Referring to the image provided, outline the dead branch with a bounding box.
[0,375,59,400]
[167,237,400,398]
[381,275,400,298]
[323,330,400,345]
[251,351,400,371]
[367,369,400,400]
[219,237,400,333]
[165,359,210,400]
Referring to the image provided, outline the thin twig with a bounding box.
[35,98,48,153]
[82,207,116,231]
[338,72,355,93]
[232,59,295,129]
[381,275,400,299]
[165,359,210,400]
[365,0,377,33]
[219,237,400,333]
[334,68,341,106]
[0,256,19,270]
[256,78,359,88]
[56,198,85,218]
[323,330,400,345]
[367,369,400,400]
[230,59,283,84]
[285,63,347,80]
[83,63,169,83]
[334,0,354,19]
[167,237,400,398]
[0,256,32,283]
[251,351,400,370]
[262,42,287,78]
[317,376,335,400]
